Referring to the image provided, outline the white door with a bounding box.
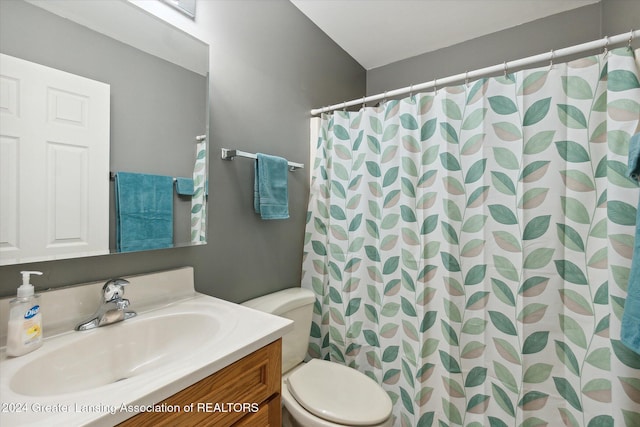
[0,53,110,265]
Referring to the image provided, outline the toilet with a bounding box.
[243,287,393,427]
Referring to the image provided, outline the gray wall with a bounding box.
[0,0,206,249]
[0,0,366,302]
[601,0,640,36]
[367,1,640,96]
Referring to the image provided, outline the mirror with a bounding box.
[0,0,209,265]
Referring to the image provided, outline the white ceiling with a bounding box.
[290,0,600,70]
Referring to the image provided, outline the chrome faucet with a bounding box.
[75,278,137,331]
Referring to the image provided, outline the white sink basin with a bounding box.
[0,292,292,427]
[10,311,222,396]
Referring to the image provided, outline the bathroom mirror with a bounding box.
[0,0,209,265]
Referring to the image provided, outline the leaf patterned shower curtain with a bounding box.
[191,139,207,243]
[302,48,640,427]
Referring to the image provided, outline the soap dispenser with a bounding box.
[6,271,44,357]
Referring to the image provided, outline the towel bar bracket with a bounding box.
[221,148,238,161]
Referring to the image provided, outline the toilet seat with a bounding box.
[286,359,392,426]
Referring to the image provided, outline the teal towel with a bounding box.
[621,132,640,354]
[115,172,174,252]
[175,177,194,196]
[254,153,289,220]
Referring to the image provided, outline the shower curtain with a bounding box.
[191,139,207,243]
[302,48,640,427]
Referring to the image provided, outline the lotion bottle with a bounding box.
[6,271,44,357]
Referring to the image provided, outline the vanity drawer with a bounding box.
[118,339,282,427]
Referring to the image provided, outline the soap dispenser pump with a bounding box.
[6,271,44,357]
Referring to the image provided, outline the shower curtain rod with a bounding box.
[311,29,639,116]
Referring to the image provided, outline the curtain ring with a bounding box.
[629,29,635,48]
[409,84,414,97]
[603,35,610,56]
[433,78,438,94]
[362,96,366,109]
[342,101,347,112]
[503,61,508,77]
[464,71,469,86]
[549,49,554,70]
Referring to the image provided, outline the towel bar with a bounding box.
[109,172,177,182]
[221,148,304,171]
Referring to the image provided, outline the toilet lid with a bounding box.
[287,359,392,426]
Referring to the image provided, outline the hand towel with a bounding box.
[621,132,640,354]
[115,172,174,252]
[254,153,289,220]
[628,132,640,181]
[175,177,194,196]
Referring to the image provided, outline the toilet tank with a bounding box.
[242,287,315,374]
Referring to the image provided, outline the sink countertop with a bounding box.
[0,268,293,426]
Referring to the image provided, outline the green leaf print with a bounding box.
[334,124,350,140]
[489,95,519,115]
[520,161,551,182]
[489,204,518,225]
[494,255,520,281]
[608,200,638,226]
[493,147,520,170]
[522,97,552,126]
[608,69,640,91]
[523,363,554,383]
[557,223,586,252]
[553,377,583,411]
[467,394,490,413]
[440,122,459,143]
[489,311,518,336]
[400,113,419,130]
[518,71,548,95]
[559,314,588,349]
[420,118,437,141]
[442,98,462,120]
[440,152,462,171]
[492,383,516,416]
[554,260,588,285]
[555,140,591,163]
[561,196,591,224]
[492,278,516,306]
[555,341,581,375]
[441,251,461,272]
[558,104,588,129]
[611,340,640,369]
[491,171,516,195]
[523,248,555,269]
[462,108,487,130]
[522,331,550,354]
[562,76,594,99]
[439,350,462,373]
[465,366,488,387]
[494,361,518,392]
[518,391,549,410]
[524,130,555,154]
[523,215,551,240]
[465,158,487,184]
[586,415,614,427]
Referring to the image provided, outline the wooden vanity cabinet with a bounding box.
[118,339,282,427]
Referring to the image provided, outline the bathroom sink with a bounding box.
[0,273,292,427]
[10,311,223,396]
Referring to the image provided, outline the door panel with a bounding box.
[0,53,110,264]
